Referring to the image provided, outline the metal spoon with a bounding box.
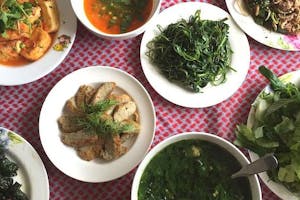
[231,154,278,179]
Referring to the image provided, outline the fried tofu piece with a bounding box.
[28,6,42,24]
[38,0,60,33]
[57,115,83,133]
[101,135,127,160]
[77,144,103,161]
[61,130,99,148]
[91,82,116,105]
[20,28,52,61]
[0,40,23,62]
[113,101,137,122]
[75,85,95,109]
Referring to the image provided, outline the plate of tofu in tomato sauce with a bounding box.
[0,0,77,86]
[39,66,156,183]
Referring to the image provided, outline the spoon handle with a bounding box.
[231,154,278,179]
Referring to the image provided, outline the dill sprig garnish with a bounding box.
[83,99,117,114]
[74,99,135,135]
[76,113,135,135]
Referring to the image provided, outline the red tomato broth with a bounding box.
[84,0,153,34]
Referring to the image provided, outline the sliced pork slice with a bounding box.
[77,144,103,161]
[91,82,116,105]
[113,101,137,122]
[64,97,84,116]
[61,130,99,148]
[57,115,83,133]
[105,94,131,115]
[75,85,96,109]
[101,134,128,160]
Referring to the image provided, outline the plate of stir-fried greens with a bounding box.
[0,127,49,200]
[235,66,300,200]
[140,2,250,108]
[226,0,300,51]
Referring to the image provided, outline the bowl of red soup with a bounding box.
[131,132,262,200]
[71,0,162,40]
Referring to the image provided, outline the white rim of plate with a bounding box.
[140,2,250,108]
[39,66,156,182]
[247,70,300,200]
[225,0,300,51]
[0,127,49,200]
[0,0,77,86]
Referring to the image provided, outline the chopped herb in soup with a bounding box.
[84,0,153,34]
[138,140,252,200]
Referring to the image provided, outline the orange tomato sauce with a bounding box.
[1,57,30,67]
[0,33,56,67]
[84,0,153,34]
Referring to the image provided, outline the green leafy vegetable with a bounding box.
[0,146,28,200]
[146,10,234,92]
[235,66,300,193]
[97,0,148,33]
[0,0,34,35]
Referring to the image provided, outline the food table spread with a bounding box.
[0,0,299,199]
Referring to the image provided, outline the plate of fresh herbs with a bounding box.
[39,66,156,182]
[235,66,300,200]
[0,127,49,200]
[225,0,300,51]
[140,2,250,108]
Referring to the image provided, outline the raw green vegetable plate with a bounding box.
[0,127,49,200]
[140,2,250,108]
[244,68,300,200]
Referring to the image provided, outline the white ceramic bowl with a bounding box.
[131,132,262,200]
[70,0,162,40]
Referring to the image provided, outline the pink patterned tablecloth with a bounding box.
[0,0,299,199]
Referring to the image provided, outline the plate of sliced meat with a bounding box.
[39,66,156,182]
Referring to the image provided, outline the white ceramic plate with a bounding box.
[140,2,250,108]
[247,70,300,200]
[225,0,300,51]
[0,0,77,86]
[39,66,156,182]
[0,127,49,200]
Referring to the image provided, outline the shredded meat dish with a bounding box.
[247,0,300,34]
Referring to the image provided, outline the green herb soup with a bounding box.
[138,140,252,200]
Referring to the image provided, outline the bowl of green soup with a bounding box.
[131,132,262,200]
